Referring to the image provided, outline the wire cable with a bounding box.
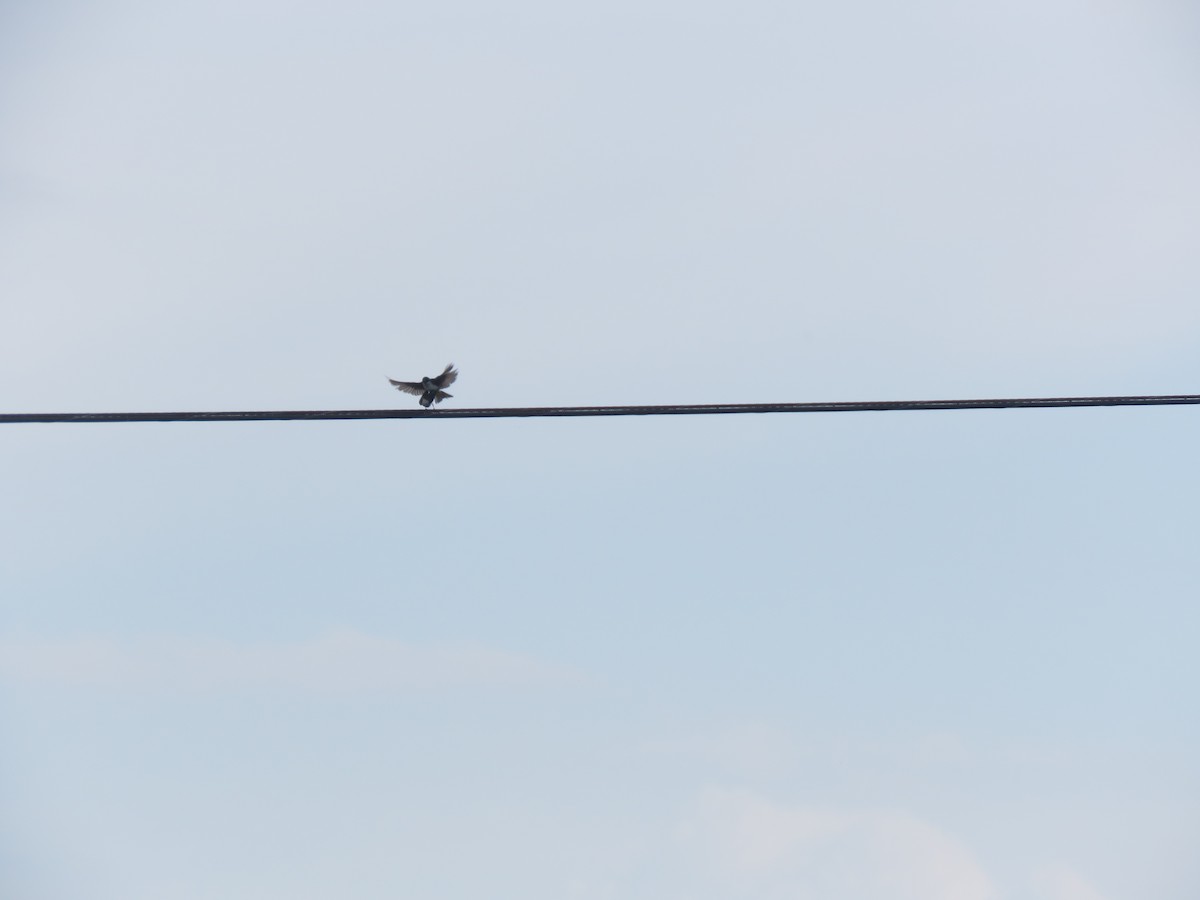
[2,394,1200,424]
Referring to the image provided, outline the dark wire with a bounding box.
[2,394,1200,424]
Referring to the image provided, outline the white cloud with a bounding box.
[1033,863,1110,900]
[676,787,998,900]
[0,628,577,694]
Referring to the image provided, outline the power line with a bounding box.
[2,394,1200,424]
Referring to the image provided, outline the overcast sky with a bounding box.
[2,1,1199,898]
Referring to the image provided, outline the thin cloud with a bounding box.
[1033,863,1110,900]
[0,629,580,694]
[676,787,998,900]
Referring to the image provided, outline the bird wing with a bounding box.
[431,364,458,389]
[388,378,425,397]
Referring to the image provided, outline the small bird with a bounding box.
[388,364,459,408]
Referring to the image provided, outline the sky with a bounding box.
[1,0,1199,898]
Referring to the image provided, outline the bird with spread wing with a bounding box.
[388,364,459,408]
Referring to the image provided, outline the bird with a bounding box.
[388,364,459,408]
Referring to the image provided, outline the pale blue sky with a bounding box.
[2,1,1199,898]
